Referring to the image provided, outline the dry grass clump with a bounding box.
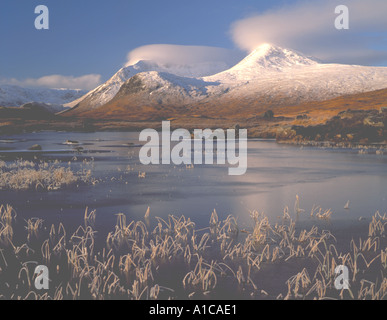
[0,160,93,191]
[0,204,386,300]
[0,205,16,245]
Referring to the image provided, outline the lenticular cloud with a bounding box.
[230,0,387,65]
[125,44,243,73]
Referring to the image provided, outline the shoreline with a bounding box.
[0,108,386,149]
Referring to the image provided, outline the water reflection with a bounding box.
[0,132,386,233]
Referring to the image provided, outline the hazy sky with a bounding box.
[0,0,386,90]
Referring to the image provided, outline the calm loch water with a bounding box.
[1,131,387,235]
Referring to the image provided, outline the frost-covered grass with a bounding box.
[0,204,386,300]
[0,160,92,191]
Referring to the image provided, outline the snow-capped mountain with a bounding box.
[67,44,387,117]
[0,85,87,112]
[212,43,319,78]
[66,59,234,110]
[202,44,387,103]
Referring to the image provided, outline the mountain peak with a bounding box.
[235,43,319,71]
[251,43,278,54]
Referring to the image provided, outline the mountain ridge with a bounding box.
[64,44,387,119]
[0,84,87,112]
[65,59,234,110]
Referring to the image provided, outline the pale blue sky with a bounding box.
[0,0,386,89]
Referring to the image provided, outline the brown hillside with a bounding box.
[64,87,387,125]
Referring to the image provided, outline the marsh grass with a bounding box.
[0,160,95,191]
[0,205,16,245]
[0,204,386,300]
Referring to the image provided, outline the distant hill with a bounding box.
[0,85,87,112]
[0,103,56,120]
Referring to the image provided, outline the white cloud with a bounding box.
[125,44,243,69]
[230,0,387,65]
[1,74,102,90]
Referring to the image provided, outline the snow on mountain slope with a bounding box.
[0,85,87,112]
[201,44,387,102]
[113,71,220,103]
[68,59,232,110]
[67,44,387,117]
[208,43,318,81]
